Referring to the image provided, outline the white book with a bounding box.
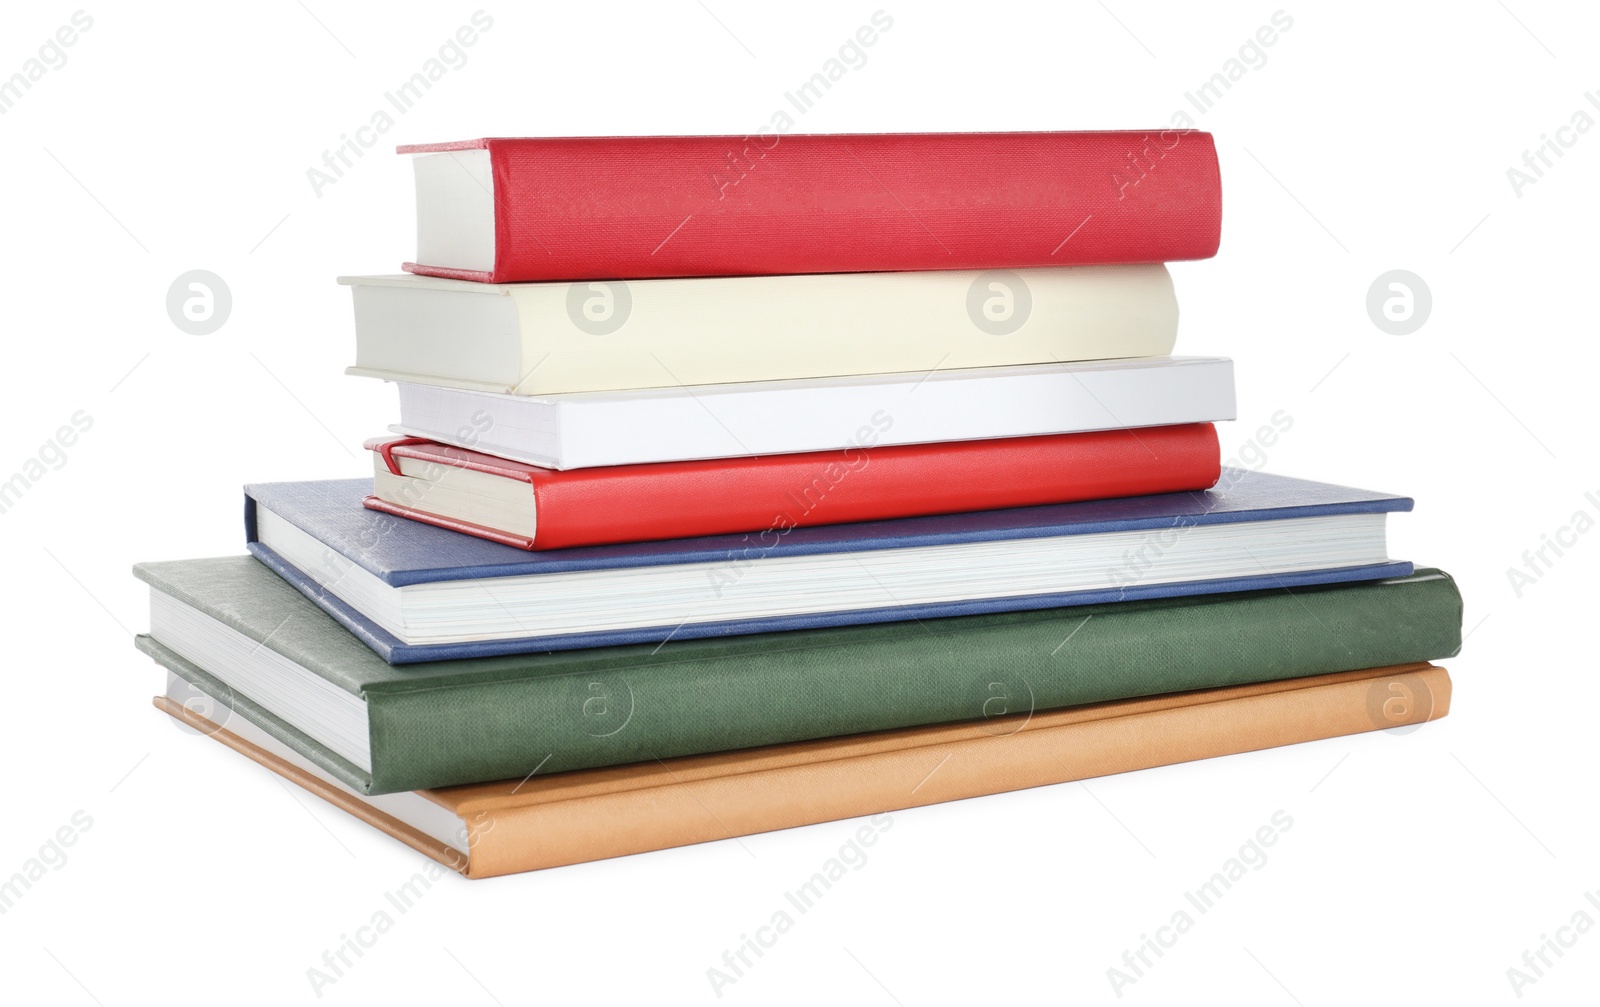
[389,356,1237,470]
[341,265,1178,396]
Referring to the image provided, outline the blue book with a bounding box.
[244,469,1413,663]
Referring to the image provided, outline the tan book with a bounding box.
[156,662,1450,879]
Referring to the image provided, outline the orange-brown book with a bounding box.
[155,662,1450,879]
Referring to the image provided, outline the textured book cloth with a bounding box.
[401,131,1223,282]
[156,663,1452,878]
[361,424,1223,550]
[133,555,1463,794]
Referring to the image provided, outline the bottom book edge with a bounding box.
[155,663,1450,879]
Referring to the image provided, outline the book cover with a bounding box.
[133,555,1462,794]
[244,469,1415,661]
[156,663,1452,877]
[401,131,1222,282]
[361,423,1224,550]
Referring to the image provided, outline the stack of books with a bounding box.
[135,131,1462,878]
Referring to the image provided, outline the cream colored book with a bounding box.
[341,265,1178,396]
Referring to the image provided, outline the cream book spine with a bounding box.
[342,265,1179,396]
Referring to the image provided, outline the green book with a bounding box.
[134,556,1463,794]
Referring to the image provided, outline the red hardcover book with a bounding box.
[400,131,1222,283]
[362,424,1222,550]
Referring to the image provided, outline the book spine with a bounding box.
[503,265,1178,395]
[409,132,1222,282]
[520,425,1221,548]
[468,666,1451,876]
[362,573,1463,793]
[468,357,1238,470]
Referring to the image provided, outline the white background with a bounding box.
[0,1,1595,1003]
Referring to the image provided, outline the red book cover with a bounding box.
[400,131,1222,282]
[363,424,1222,550]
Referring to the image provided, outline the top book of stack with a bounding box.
[401,131,1222,283]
